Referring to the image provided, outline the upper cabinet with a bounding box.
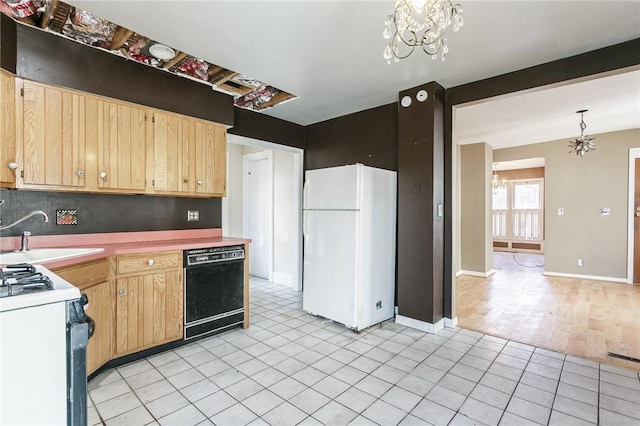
[0,72,227,198]
[86,97,147,192]
[0,72,17,186]
[152,111,226,197]
[21,80,87,189]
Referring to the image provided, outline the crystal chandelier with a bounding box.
[492,163,506,195]
[568,109,596,157]
[383,0,464,64]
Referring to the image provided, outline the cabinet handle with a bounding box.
[118,289,126,296]
[99,171,108,179]
[147,259,155,266]
[7,162,18,170]
[77,170,84,177]
[196,180,203,186]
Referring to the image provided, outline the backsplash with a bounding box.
[0,190,221,237]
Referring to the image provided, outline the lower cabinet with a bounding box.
[52,259,112,375]
[113,251,183,356]
[83,280,113,374]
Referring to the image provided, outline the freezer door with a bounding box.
[303,210,358,328]
[304,165,360,210]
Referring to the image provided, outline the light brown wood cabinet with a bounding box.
[0,72,226,197]
[86,97,148,192]
[20,80,87,189]
[113,250,183,356]
[52,259,112,375]
[152,111,226,197]
[0,71,18,186]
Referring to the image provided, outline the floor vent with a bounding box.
[607,352,640,363]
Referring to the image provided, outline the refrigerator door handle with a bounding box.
[303,179,308,209]
[302,210,308,244]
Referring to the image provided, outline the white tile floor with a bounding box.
[88,278,640,426]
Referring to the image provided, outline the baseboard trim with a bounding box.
[396,315,444,334]
[457,269,495,278]
[444,317,458,328]
[543,271,628,284]
[272,271,293,287]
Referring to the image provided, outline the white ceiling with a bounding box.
[66,1,640,148]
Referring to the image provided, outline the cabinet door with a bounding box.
[21,81,86,188]
[83,281,113,375]
[152,113,226,196]
[193,121,226,196]
[115,270,183,356]
[90,98,147,191]
[153,112,185,193]
[0,72,17,186]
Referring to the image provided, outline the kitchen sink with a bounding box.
[0,248,104,265]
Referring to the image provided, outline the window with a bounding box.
[493,179,544,243]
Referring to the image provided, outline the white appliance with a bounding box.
[0,265,89,426]
[302,163,397,331]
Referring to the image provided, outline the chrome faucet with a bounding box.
[0,210,50,231]
[20,231,32,251]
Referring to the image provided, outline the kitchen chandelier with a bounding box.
[568,109,596,157]
[492,163,506,195]
[383,0,464,64]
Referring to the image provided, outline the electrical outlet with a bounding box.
[557,208,564,216]
[578,258,584,267]
[187,210,200,221]
[376,301,382,310]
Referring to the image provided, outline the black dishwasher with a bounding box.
[183,245,245,340]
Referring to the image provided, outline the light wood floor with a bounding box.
[457,251,640,372]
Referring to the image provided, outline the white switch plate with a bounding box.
[557,208,564,216]
[600,208,610,216]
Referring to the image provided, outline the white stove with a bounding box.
[0,264,90,426]
[0,264,81,312]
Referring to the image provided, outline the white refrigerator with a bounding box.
[302,163,397,331]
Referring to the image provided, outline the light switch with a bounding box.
[557,208,564,216]
[600,208,610,216]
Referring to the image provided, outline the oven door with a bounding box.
[184,259,244,326]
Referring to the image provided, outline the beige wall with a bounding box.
[494,128,639,279]
[460,142,493,274]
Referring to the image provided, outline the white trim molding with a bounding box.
[396,315,444,334]
[543,271,628,284]
[457,269,496,278]
[272,271,294,288]
[628,147,640,284]
[444,317,458,328]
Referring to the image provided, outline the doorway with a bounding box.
[223,134,304,291]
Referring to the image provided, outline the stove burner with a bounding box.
[0,263,54,298]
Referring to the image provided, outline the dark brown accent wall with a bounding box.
[0,14,17,73]
[397,82,445,324]
[1,15,234,126]
[230,107,305,150]
[0,189,221,237]
[305,103,398,171]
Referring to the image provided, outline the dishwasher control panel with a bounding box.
[184,245,245,266]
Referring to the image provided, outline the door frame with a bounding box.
[243,150,274,281]
[628,147,640,284]
[228,134,304,292]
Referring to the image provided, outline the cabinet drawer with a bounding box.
[52,259,109,290]
[116,250,181,275]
